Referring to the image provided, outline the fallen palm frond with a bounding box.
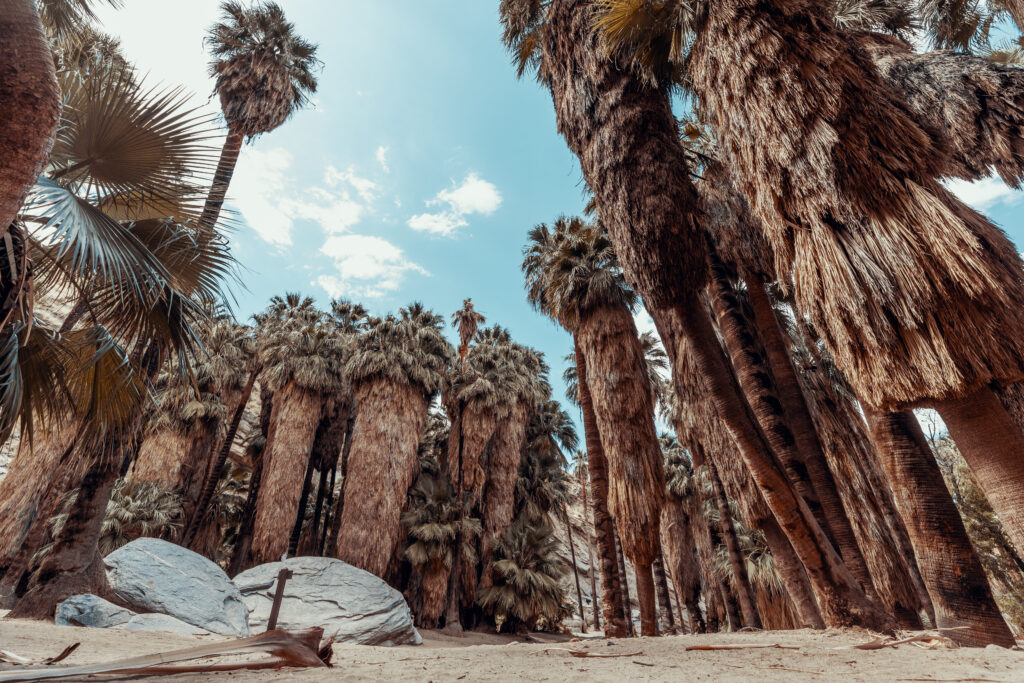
[533,648,644,658]
[685,643,800,651]
[0,644,79,666]
[0,628,328,682]
[853,631,961,650]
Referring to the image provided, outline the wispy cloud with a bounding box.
[376,145,390,173]
[317,234,427,299]
[945,177,1022,211]
[408,172,502,236]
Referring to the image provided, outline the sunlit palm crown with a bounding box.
[452,298,486,352]
[37,0,123,42]
[207,1,320,138]
[449,325,548,415]
[346,303,454,397]
[256,293,347,394]
[523,216,635,331]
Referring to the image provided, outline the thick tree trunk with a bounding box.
[336,378,429,577]
[184,366,259,547]
[576,339,628,637]
[935,386,1024,557]
[745,275,876,597]
[703,451,761,629]
[0,1,61,233]
[480,400,530,593]
[542,0,889,631]
[250,382,323,566]
[613,523,635,637]
[760,515,825,629]
[864,408,1015,647]
[581,476,601,630]
[564,507,588,632]
[634,561,658,636]
[652,553,676,635]
[577,305,665,569]
[198,128,244,232]
[10,457,118,618]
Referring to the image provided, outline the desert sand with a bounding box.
[1,616,1023,682]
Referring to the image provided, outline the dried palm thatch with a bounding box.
[659,498,704,632]
[457,402,496,506]
[249,381,323,565]
[336,378,431,577]
[699,159,775,280]
[0,423,75,570]
[577,304,664,567]
[861,33,1024,189]
[484,400,531,543]
[690,0,1024,411]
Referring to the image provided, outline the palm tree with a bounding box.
[202,1,319,231]
[523,216,665,636]
[660,436,705,633]
[452,298,485,371]
[571,451,601,630]
[0,2,61,248]
[335,304,453,577]
[501,0,891,631]
[248,294,345,566]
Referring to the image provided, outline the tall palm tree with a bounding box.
[501,0,890,631]
[335,304,453,577]
[202,1,319,231]
[523,216,665,636]
[571,450,601,630]
[452,298,485,372]
[660,436,706,633]
[248,294,345,566]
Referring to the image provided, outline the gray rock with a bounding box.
[234,557,421,646]
[104,538,250,637]
[55,594,212,635]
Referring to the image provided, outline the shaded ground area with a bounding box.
[1,617,1022,681]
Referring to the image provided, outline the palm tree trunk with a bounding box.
[480,400,530,592]
[864,408,1015,647]
[336,378,429,577]
[0,1,61,233]
[745,275,876,597]
[613,523,635,637]
[935,386,1024,558]
[287,450,316,557]
[308,464,329,554]
[184,365,259,547]
[759,515,824,629]
[228,452,262,578]
[9,456,118,618]
[575,339,628,637]
[318,463,337,555]
[660,499,705,633]
[634,561,658,636]
[581,476,601,630]
[702,450,760,629]
[250,382,323,565]
[652,553,676,634]
[198,127,244,232]
[325,402,357,557]
[564,506,588,633]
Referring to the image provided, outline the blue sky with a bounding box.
[95,1,1023,422]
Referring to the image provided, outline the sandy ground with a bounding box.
[1,617,1022,682]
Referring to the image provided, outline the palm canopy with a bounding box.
[452,298,486,351]
[522,216,635,332]
[255,293,347,395]
[207,1,320,138]
[346,303,454,398]
[37,0,124,42]
[449,325,548,416]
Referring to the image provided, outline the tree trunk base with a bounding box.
[9,553,111,620]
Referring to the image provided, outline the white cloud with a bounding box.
[945,177,1022,211]
[325,165,379,203]
[408,173,502,236]
[376,146,390,173]
[317,235,427,299]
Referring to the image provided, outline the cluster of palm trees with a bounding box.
[498,0,1024,646]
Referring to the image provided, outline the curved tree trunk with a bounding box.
[935,387,1024,558]
[10,456,118,618]
[864,408,1014,647]
[575,339,628,637]
[542,0,889,632]
[198,128,244,232]
[250,382,323,566]
[0,1,61,232]
[228,451,263,578]
[745,274,876,597]
[702,450,760,629]
[336,378,429,577]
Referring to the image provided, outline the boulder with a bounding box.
[55,594,212,635]
[234,557,421,646]
[104,538,249,637]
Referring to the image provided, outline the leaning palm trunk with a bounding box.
[542,0,888,631]
[576,304,664,636]
[250,381,323,565]
[864,408,1014,647]
[660,499,705,633]
[692,0,1024,572]
[479,400,529,592]
[0,1,61,233]
[336,378,429,577]
[575,339,628,637]
[197,128,244,232]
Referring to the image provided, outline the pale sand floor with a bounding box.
[1,616,1022,681]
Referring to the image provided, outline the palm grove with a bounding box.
[1,0,1024,645]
